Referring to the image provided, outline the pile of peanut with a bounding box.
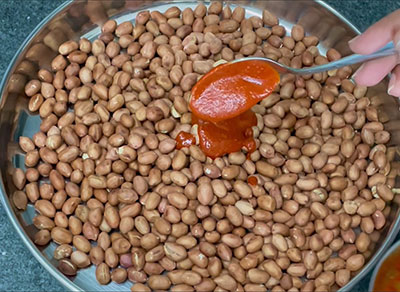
[11,2,397,292]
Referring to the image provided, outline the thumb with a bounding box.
[349,9,400,54]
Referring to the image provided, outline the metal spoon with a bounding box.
[232,42,397,75]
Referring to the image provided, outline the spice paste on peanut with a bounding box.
[183,60,279,158]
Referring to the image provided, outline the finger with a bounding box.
[349,9,400,54]
[353,55,398,87]
[388,65,400,97]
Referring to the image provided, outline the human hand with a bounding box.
[349,9,400,96]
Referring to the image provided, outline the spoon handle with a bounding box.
[299,42,397,75]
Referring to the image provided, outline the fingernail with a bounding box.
[388,74,397,95]
[396,40,400,50]
[352,63,365,81]
[349,35,360,45]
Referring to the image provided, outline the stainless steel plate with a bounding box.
[1,1,400,291]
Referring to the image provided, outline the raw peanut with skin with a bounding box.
[71,250,91,268]
[13,191,28,210]
[148,275,171,290]
[96,263,111,285]
[51,227,72,244]
[54,244,73,260]
[263,260,282,279]
[248,268,269,284]
[346,254,365,271]
[13,168,26,190]
[214,274,237,290]
[34,229,51,245]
